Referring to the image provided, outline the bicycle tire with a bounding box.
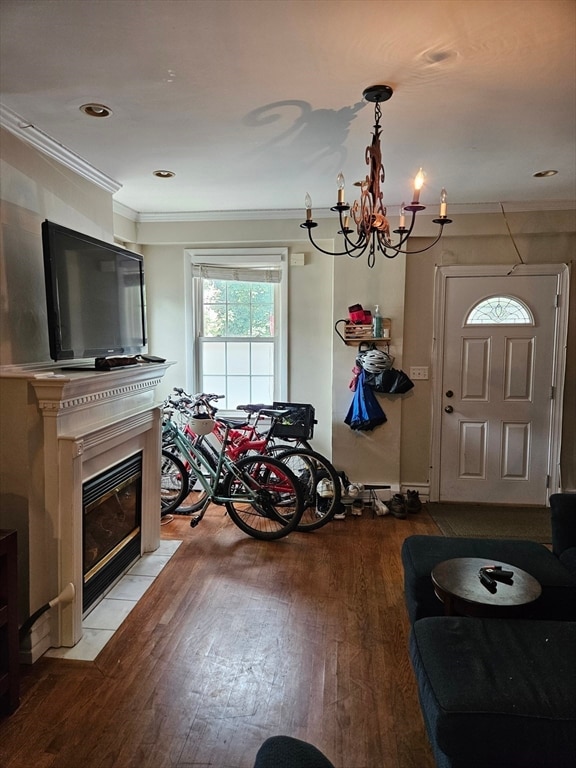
[161,449,189,515]
[268,436,313,452]
[222,454,304,540]
[271,448,342,531]
[174,441,217,514]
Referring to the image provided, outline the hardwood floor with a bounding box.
[1,505,440,768]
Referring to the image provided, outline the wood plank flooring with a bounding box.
[0,505,440,768]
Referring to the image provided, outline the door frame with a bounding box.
[429,264,570,504]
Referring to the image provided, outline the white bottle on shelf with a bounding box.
[373,305,383,338]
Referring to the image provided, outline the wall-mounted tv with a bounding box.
[42,220,147,362]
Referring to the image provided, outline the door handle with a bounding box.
[444,405,454,413]
[445,390,454,398]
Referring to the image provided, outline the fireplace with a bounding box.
[83,453,143,613]
[0,362,171,662]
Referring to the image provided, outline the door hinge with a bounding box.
[555,293,560,308]
[546,475,550,489]
[550,385,555,400]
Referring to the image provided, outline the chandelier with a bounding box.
[300,85,452,268]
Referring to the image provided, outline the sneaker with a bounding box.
[405,489,422,513]
[388,493,406,519]
[351,499,363,516]
[333,498,348,520]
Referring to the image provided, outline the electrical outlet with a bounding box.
[410,366,429,380]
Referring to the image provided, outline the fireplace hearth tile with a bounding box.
[45,628,115,661]
[128,554,171,577]
[106,574,154,601]
[156,539,182,556]
[83,598,137,630]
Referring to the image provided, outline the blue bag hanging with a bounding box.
[345,369,387,431]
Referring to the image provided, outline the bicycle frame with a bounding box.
[162,413,294,525]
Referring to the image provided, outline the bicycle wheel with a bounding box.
[161,449,189,515]
[267,436,313,452]
[175,441,217,514]
[222,454,304,540]
[272,448,342,531]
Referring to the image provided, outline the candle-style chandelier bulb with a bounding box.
[337,172,346,204]
[440,188,448,218]
[304,192,314,223]
[413,168,425,203]
[300,85,452,267]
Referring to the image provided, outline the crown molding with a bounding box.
[113,199,576,224]
[0,103,122,194]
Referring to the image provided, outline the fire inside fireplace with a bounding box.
[83,453,143,613]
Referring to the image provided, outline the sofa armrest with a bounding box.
[551,493,576,562]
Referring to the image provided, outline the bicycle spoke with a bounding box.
[223,455,303,540]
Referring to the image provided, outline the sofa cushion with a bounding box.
[410,617,576,768]
[402,535,576,623]
[551,493,576,564]
[560,547,576,575]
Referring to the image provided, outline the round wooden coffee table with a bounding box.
[431,557,542,618]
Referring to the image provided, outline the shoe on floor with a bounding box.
[388,493,406,519]
[405,489,422,513]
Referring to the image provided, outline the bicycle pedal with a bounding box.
[190,516,201,528]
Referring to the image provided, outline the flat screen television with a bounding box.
[42,220,147,363]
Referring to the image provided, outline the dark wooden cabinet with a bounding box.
[0,529,19,715]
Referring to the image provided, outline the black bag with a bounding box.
[364,367,414,394]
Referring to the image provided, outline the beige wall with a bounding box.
[0,128,115,620]
[1,128,575,499]
[0,127,114,367]
[402,222,576,491]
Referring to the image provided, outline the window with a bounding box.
[465,296,533,325]
[187,249,288,409]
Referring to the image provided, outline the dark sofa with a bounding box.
[403,493,576,768]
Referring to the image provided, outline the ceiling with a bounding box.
[1,0,575,220]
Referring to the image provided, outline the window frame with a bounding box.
[185,247,288,407]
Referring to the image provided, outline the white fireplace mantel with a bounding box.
[0,362,172,662]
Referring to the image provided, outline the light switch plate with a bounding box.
[410,366,429,380]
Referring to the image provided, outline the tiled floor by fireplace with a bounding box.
[44,539,182,661]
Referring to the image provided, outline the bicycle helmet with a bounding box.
[359,348,393,373]
[188,414,215,436]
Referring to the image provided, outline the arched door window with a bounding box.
[465,295,533,325]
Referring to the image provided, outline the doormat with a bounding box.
[426,503,552,544]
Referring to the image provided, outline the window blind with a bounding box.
[192,264,281,283]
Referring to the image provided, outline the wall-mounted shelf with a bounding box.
[343,338,391,347]
[335,318,391,347]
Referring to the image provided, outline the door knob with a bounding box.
[445,390,454,398]
[444,405,454,413]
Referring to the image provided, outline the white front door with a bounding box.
[432,265,569,505]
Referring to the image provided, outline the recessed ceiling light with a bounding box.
[533,170,558,177]
[80,103,113,118]
[153,170,175,178]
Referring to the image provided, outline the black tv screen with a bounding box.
[42,220,147,362]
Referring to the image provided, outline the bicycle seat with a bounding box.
[258,408,290,419]
[217,416,251,428]
[236,403,273,413]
